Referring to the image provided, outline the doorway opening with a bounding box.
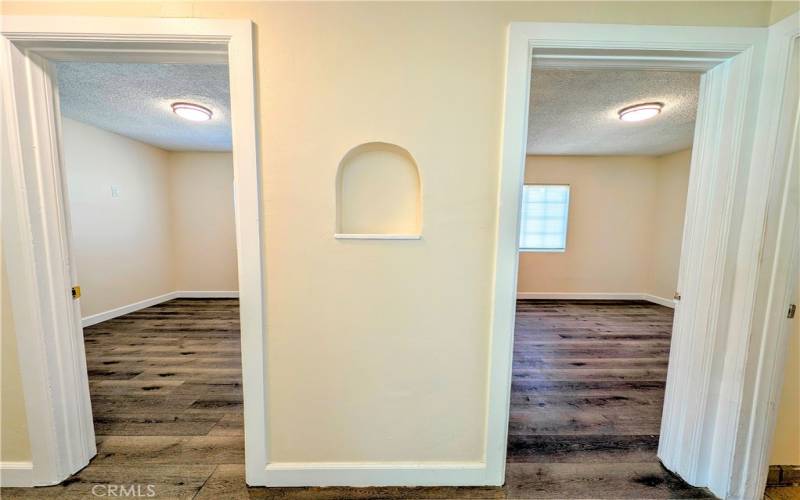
[507,67,706,497]
[54,60,245,494]
[1,18,266,488]
[486,21,800,500]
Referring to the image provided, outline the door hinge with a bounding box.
[71,286,81,299]
[673,292,681,301]
[789,304,796,319]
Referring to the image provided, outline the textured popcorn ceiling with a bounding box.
[57,62,231,152]
[528,69,700,156]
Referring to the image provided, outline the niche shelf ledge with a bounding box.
[334,233,422,240]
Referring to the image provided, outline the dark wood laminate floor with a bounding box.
[2,299,713,499]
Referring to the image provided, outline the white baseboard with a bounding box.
[81,290,240,327]
[516,292,675,308]
[173,290,239,298]
[261,461,490,487]
[516,292,641,301]
[81,292,176,327]
[0,461,33,487]
[640,293,676,308]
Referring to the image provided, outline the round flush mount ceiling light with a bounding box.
[618,102,663,122]
[171,102,213,122]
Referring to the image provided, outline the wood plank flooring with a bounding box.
[765,486,800,500]
[1,299,714,499]
[509,300,671,464]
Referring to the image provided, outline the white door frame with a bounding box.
[489,18,798,498]
[0,16,266,487]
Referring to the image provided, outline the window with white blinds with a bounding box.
[519,185,570,252]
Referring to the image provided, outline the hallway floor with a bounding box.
[1,299,713,499]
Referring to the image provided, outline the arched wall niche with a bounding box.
[335,142,422,239]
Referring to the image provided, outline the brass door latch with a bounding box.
[72,286,81,299]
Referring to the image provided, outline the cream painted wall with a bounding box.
[1,2,779,28]
[169,152,238,291]
[650,149,692,299]
[518,152,691,299]
[770,0,800,24]
[0,0,780,466]
[1,263,31,462]
[63,118,175,318]
[770,281,800,465]
[62,119,238,318]
[518,156,658,294]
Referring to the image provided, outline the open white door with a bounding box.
[658,11,800,499]
[1,44,96,485]
[726,12,800,499]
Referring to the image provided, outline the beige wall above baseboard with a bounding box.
[62,118,237,319]
[63,118,175,317]
[517,150,691,300]
[168,152,238,292]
